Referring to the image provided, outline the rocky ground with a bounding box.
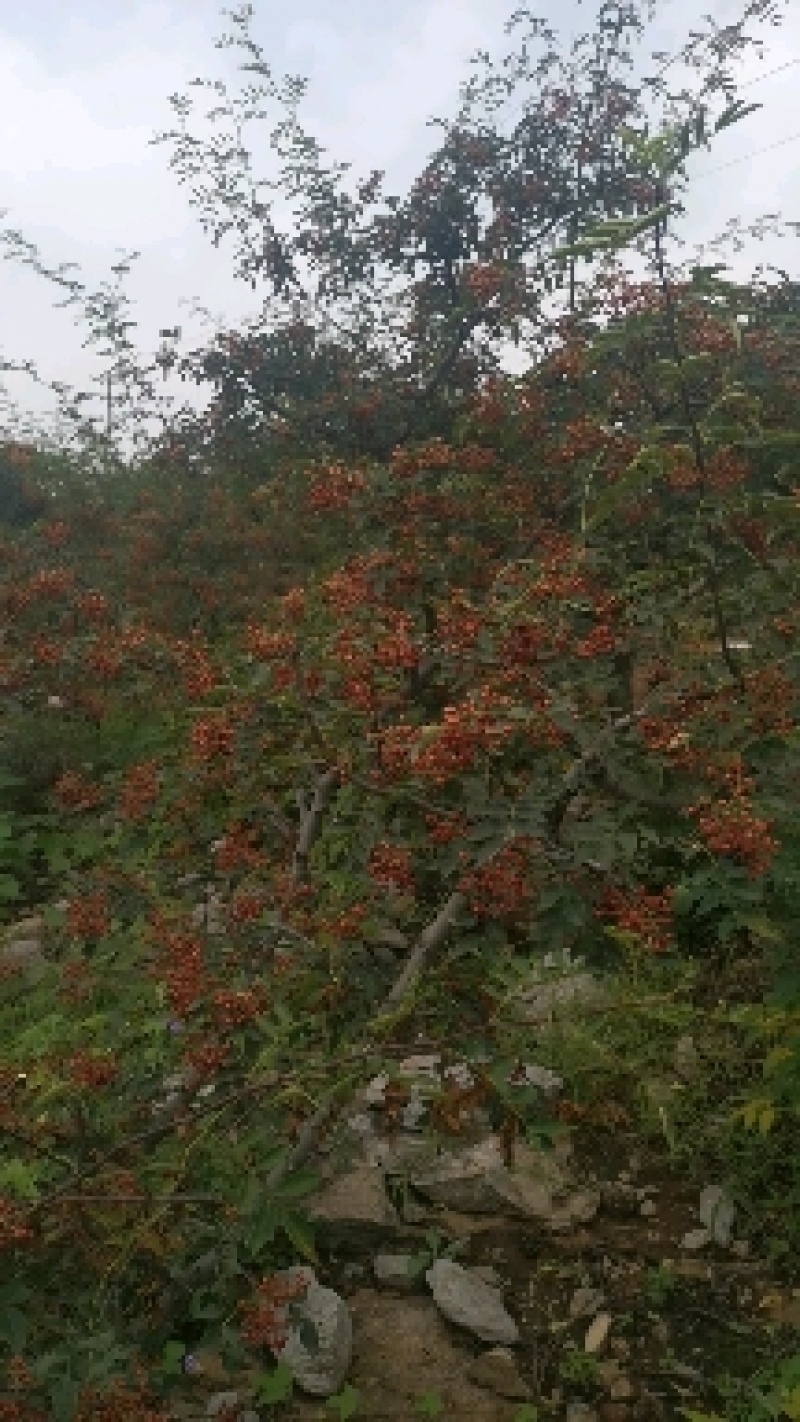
[4,899,799,1422]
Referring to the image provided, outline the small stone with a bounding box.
[373,1254,418,1289]
[640,1199,657,1217]
[467,1346,533,1400]
[426,1259,519,1345]
[308,1164,400,1230]
[584,1312,613,1353]
[0,940,46,982]
[673,1034,701,1080]
[680,1227,711,1252]
[206,1393,258,1420]
[271,1266,353,1397]
[569,1286,607,1320]
[699,1184,735,1247]
[566,1404,599,1421]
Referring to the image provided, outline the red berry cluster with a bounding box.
[595,884,675,954]
[372,611,420,671]
[147,917,208,1017]
[32,636,62,666]
[211,986,268,1031]
[183,1037,229,1081]
[0,1196,35,1252]
[239,1270,311,1352]
[575,622,617,658]
[75,591,110,622]
[117,760,160,821]
[66,892,110,942]
[41,519,70,548]
[315,904,367,942]
[53,772,103,813]
[227,890,267,925]
[66,1050,118,1090]
[457,838,538,921]
[189,714,236,761]
[243,625,296,660]
[424,811,469,845]
[368,843,415,894]
[688,795,777,879]
[306,463,367,512]
[213,823,266,873]
[28,567,75,601]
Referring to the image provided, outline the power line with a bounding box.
[689,128,800,177]
[725,56,800,90]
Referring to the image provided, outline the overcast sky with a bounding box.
[0,0,797,463]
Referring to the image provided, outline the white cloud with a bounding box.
[0,0,795,461]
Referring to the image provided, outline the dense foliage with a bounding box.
[0,2,799,1418]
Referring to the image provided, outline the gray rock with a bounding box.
[546,1189,601,1231]
[425,1259,519,1344]
[507,1061,564,1095]
[308,1164,400,1230]
[699,1184,735,1246]
[271,1266,352,1397]
[680,1226,711,1252]
[569,1286,607,1320]
[206,1392,258,1420]
[373,1253,419,1289]
[566,1403,599,1421]
[0,938,46,982]
[466,1346,533,1400]
[409,1134,565,1220]
[512,971,609,1025]
[674,1034,701,1079]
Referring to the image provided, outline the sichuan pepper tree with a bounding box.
[141,0,796,477]
[1,249,799,1418]
[0,6,799,1420]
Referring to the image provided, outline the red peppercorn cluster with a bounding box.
[66,892,110,941]
[189,714,236,760]
[146,916,209,1016]
[0,1196,35,1252]
[117,760,160,821]
[211,986,268,1031]
[595,884,675,954]
[457,838,538,921]
[688,795,777,879]
[227,890,267,925]
[66,1050,118,1090]
[575,622,617,658]
[306,463,367,512]
[425,811,469,845]
[53,772,103,813]
[239,1270,310,1353]
[243,625,296,660]
[213,823,266,873]
[368,843,415,894]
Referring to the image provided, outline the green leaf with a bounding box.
[281,1209,319,1264]
[0,1305,29,1351]
[714,99,763,133]
[253,1360,295,1404]
[160,1340,186,1376]
[586,443,666,531]
[414,1392,445,1418]
[327,1383,361,1419]
[0,1157,41,1202]
[47,1376,81,1422]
